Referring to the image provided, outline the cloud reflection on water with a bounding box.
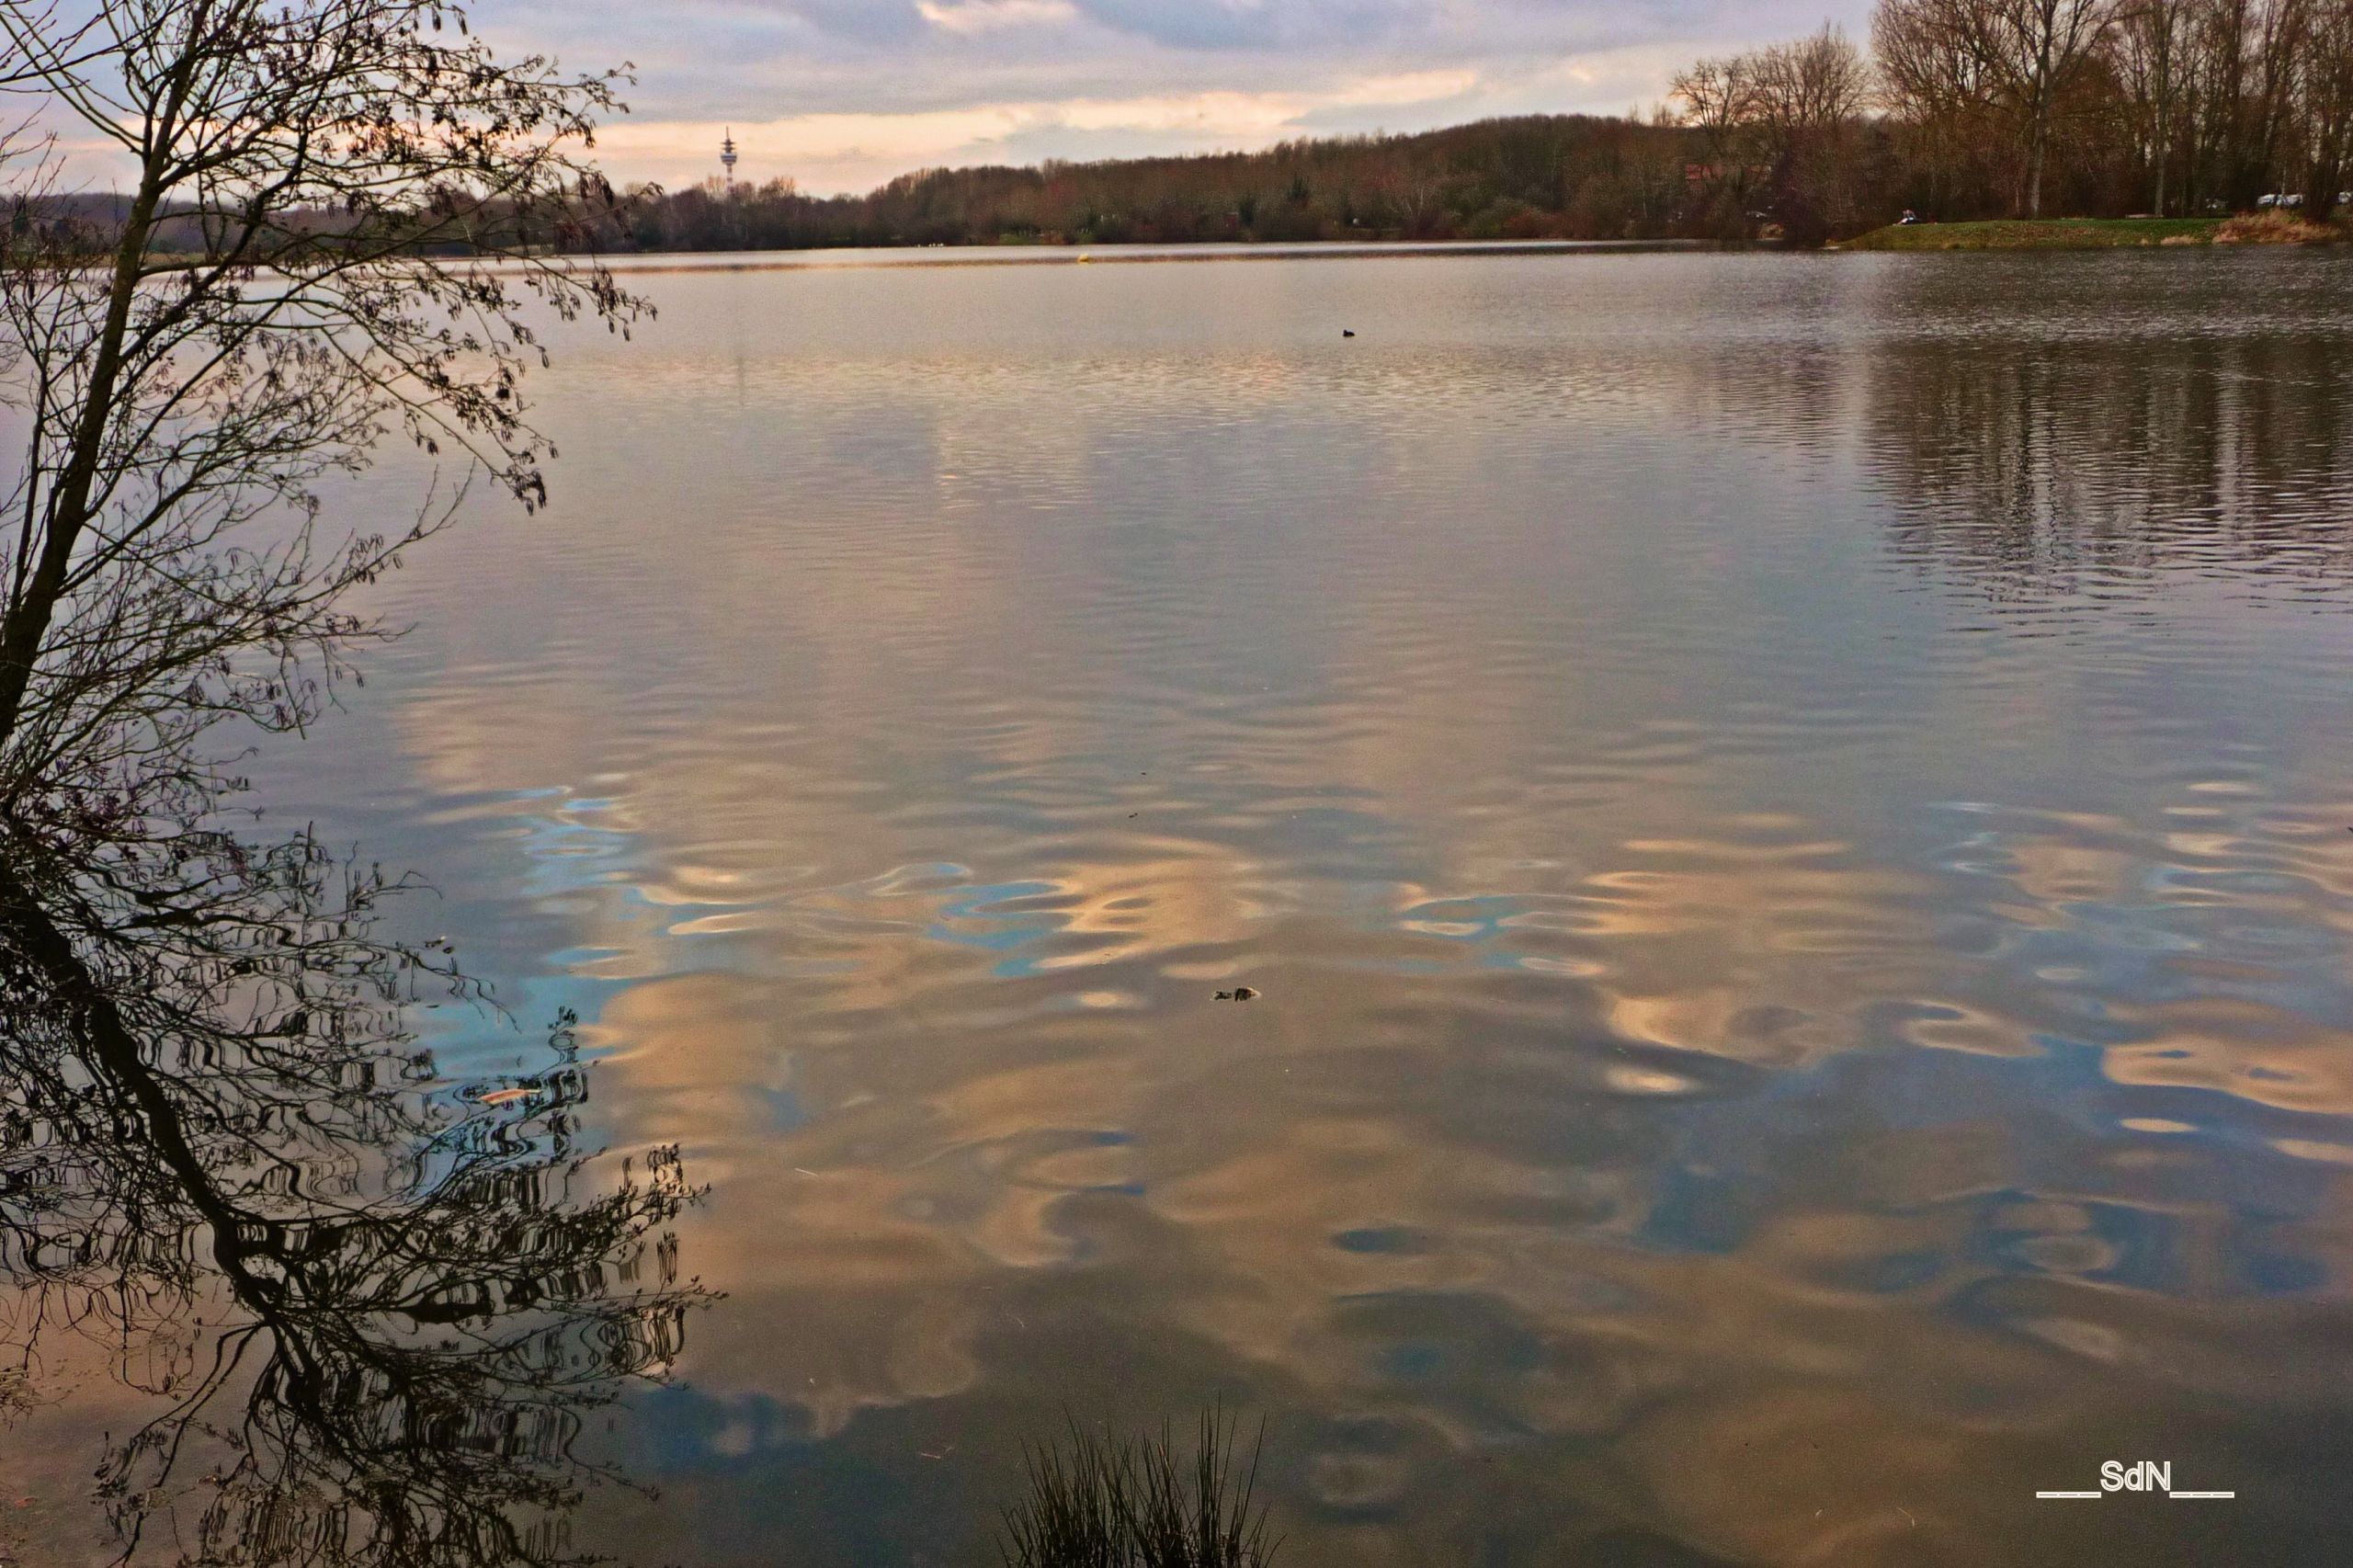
[223,249,2353,1565]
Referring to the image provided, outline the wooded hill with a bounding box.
[624,116,1709,251]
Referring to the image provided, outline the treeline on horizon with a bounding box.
[601,0,2352,250]
[29,0,2345,255]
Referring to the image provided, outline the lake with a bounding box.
[7,245,2353,1566]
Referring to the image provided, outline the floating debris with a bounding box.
[1215,986,1260,1002]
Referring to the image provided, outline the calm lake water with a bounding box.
[9,246,2353,1565]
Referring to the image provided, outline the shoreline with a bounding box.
[585,238,1718,273]
[1843,215,2347,250]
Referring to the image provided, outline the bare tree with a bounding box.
[1753,26,1875,235]
[2191,0,2253,205]
[2297,0,2353,214]
[2245,0,2314,200]
[1672,52,1758,144]
[1671,52,1763,233]
[1754,25,1877,137]
[1875,0,2117,215]
[1876,0,2012,211]
[1987,0,2120,214]
[2186,0,2313,207]
[1673,28,1870,240]
[2117,0,2198,210]
[1364,141,1447,236]
[0,0,643,843]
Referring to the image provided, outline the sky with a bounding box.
[478,0,1876,195]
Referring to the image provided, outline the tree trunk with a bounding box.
[0,176,162,751]
[2154,94,2173,213]
[2027,24,2058,220]
[2027,99,2051,216]
[2309,155,2345,221]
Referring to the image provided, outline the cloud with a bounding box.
[313,1,1888,193]
[915,0,1081,33]
[784,0,928,42]
[592,66,1483,190]
[1067,0,1428,50]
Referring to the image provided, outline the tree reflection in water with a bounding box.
[0,817,706,1567]
[1862,292,2353,598]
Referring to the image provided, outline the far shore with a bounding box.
[1843,214,2348,251]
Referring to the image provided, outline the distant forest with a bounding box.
[604,0,2353,250]
[635,117,1701,251]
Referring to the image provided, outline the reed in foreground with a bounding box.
[1001,1408,1279,1568]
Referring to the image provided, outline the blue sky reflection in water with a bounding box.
[10,247,2353,1565]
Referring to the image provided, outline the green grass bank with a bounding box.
[1844,217,2227,250]
[1844,213,2353,249]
